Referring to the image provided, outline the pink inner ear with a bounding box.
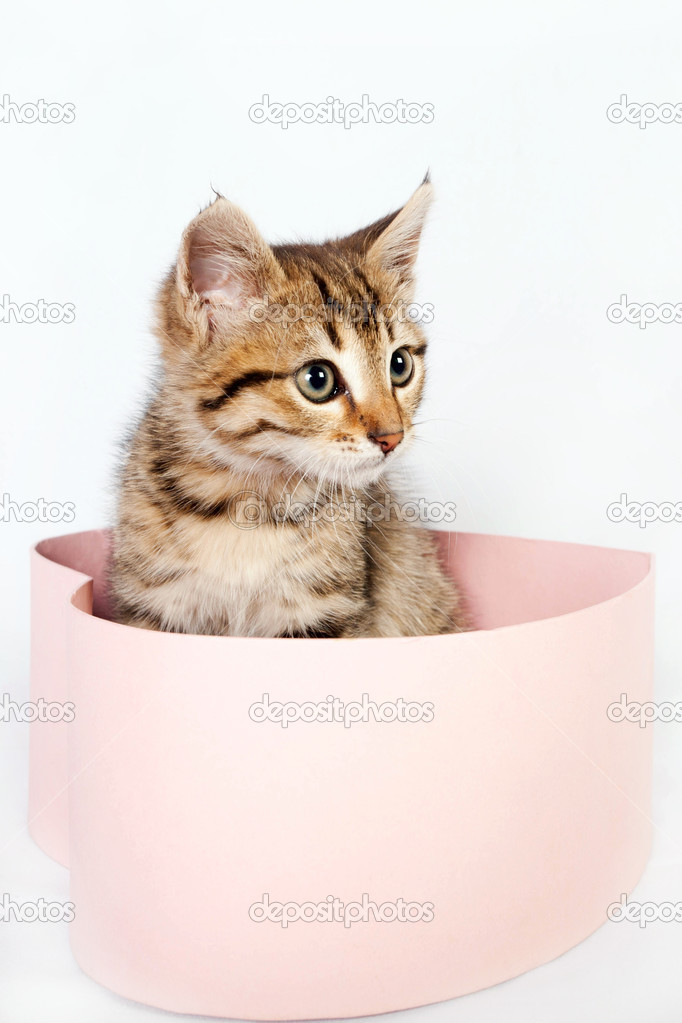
[189,251,245,307]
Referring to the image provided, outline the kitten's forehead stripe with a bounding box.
[201,370,289,411]
[309,269,343,349]
[353,267,383,321]
[306,260,386,347]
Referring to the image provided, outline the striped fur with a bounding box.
[110,181,466,637]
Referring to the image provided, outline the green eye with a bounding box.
[390,347,414,386]
[295,362,337,402]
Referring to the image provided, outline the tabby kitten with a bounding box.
[110,179,466,637]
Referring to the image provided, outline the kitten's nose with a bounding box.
[369,430,404,454]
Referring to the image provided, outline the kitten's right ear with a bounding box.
[174,196,285,330]
[339,179,433,298]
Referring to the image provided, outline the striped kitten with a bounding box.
[110,179,466,637]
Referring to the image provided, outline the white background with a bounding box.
[1,1,682,1020]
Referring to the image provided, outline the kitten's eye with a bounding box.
[295,362,337,402]
[390,348,414,386]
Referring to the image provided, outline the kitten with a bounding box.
[110,178,466,637]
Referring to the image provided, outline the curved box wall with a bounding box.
[28,530,654,1019]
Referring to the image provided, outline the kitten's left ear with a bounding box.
[176,195,285,316]
[343,177,433,290]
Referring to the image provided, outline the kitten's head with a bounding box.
[156,179,433,488]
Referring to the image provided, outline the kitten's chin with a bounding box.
[349,463,390,487]
[312,455,391,490]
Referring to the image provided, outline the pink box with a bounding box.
[29,529,654,1020]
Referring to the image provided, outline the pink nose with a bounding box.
[369,431,404,454]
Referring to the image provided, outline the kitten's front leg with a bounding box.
[356,517,466,637]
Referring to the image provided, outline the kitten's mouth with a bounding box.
[334,453,391,485]
[348,440,408,474]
